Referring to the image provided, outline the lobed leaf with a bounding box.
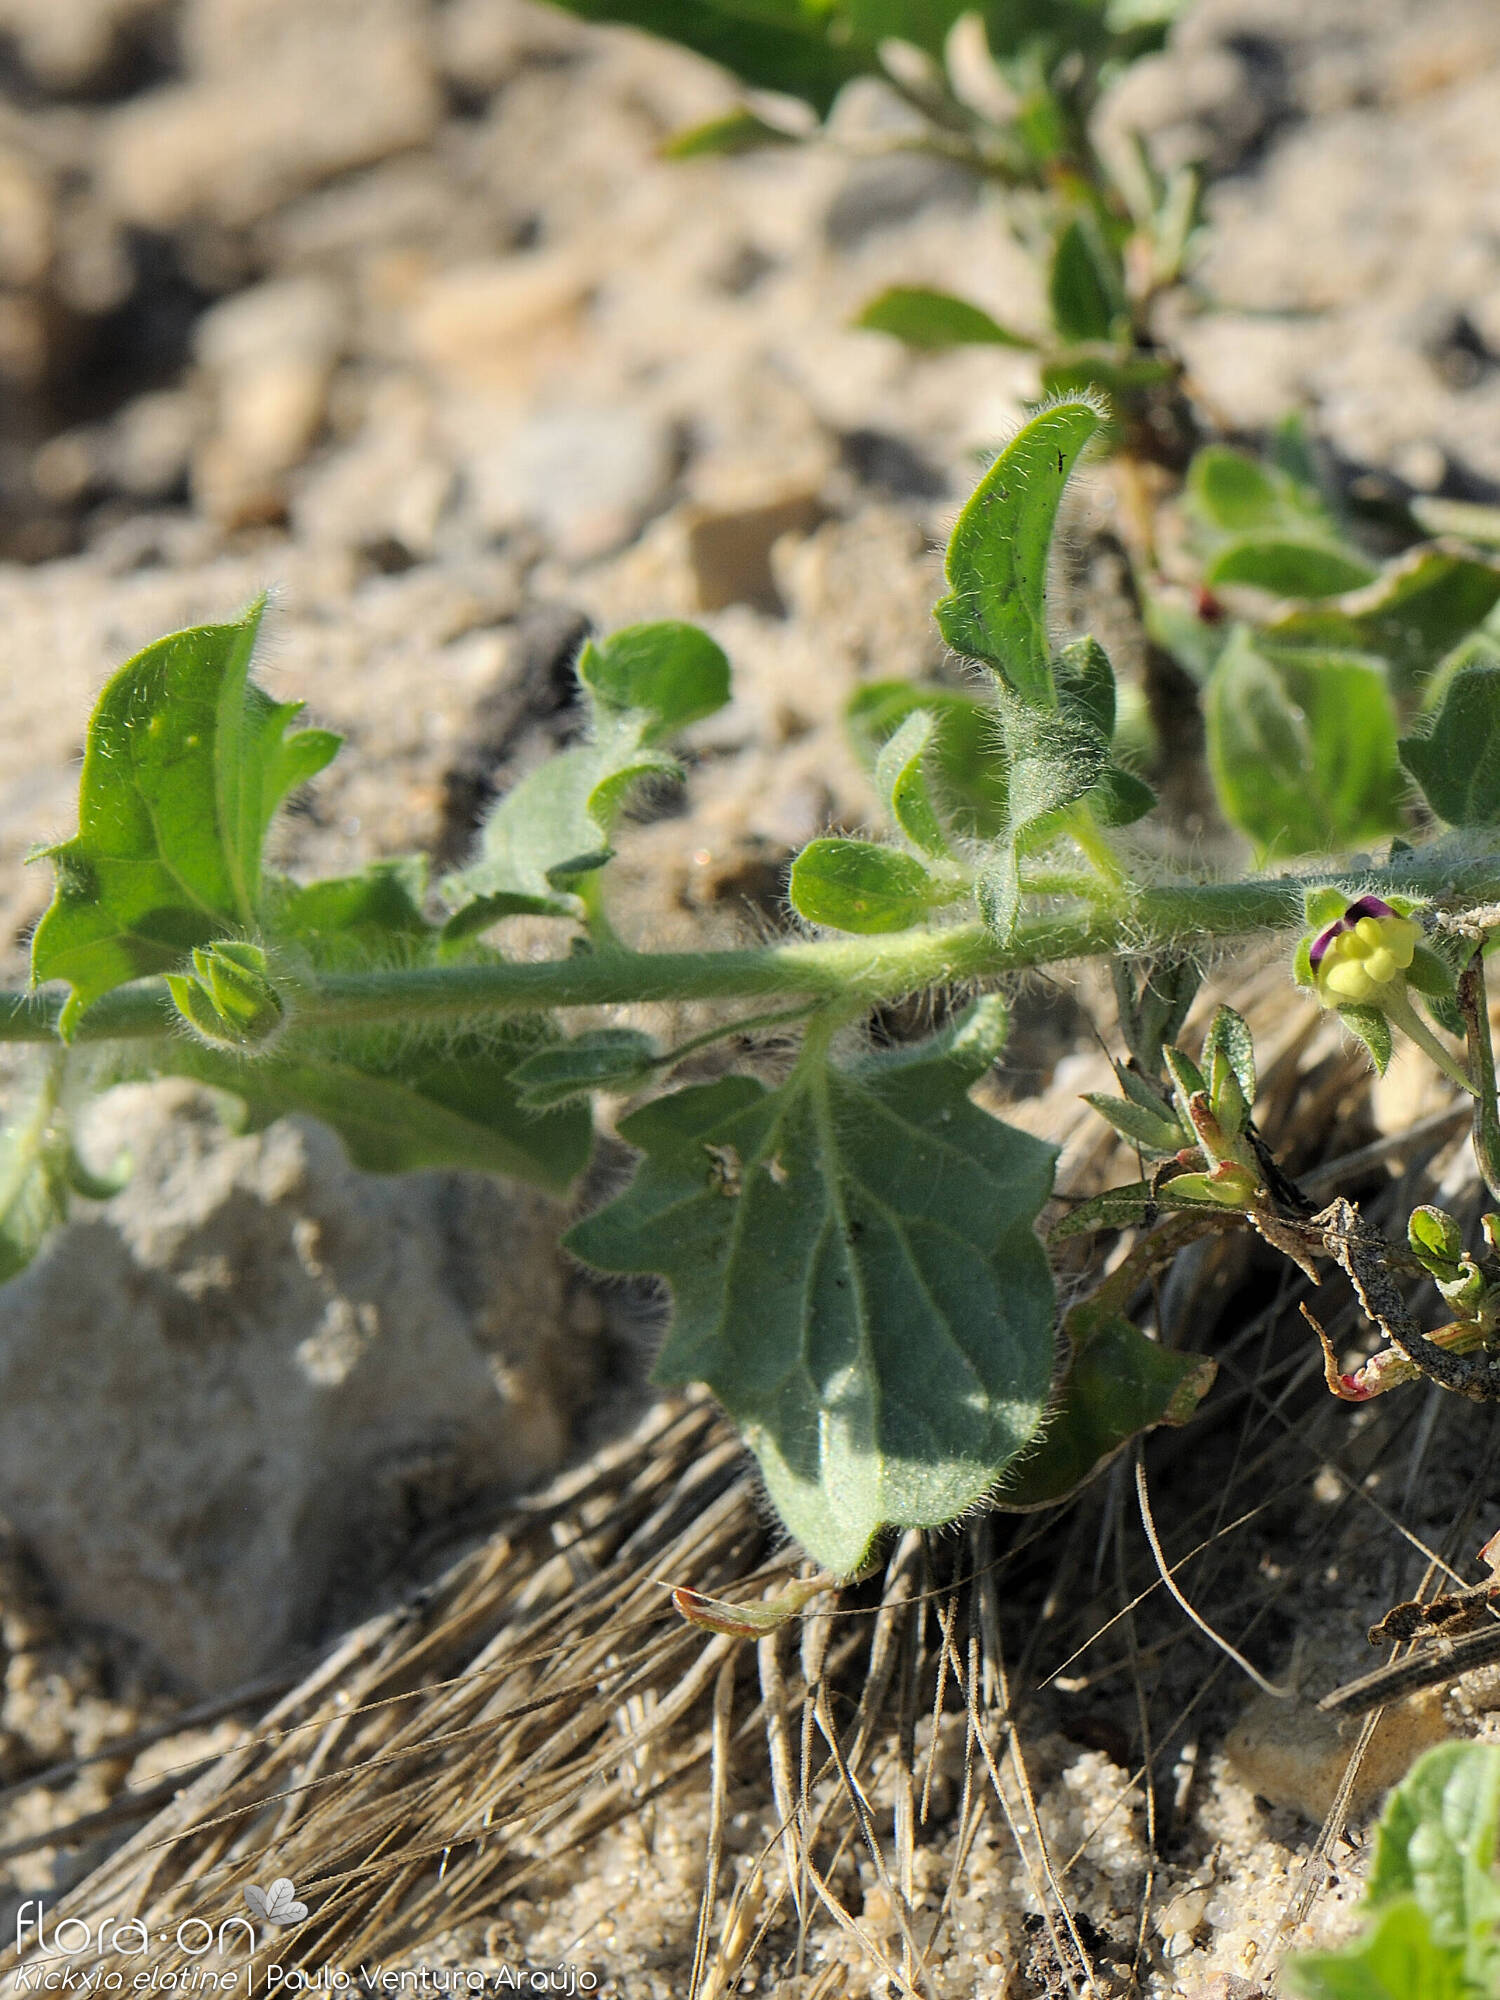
[566,999,1057,1574]
[853,286,1034,351]
[31,601,339,1037]
[934,399,1103,704]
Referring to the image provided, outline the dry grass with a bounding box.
[5,964,1499,1998]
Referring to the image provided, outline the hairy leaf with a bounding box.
[1400,665,1500,827]
[853,286,1034,350]
[167,1025,592,1193]
[443,621,730,925]
[510,1027,659,1108]
[566,1000,1057,1574]
[847,682,1008,838]
[980,689,1109,938]
[934,399,1103,704]
[0,1070,70,1283]
[1206,632,1403,858]
[1338,1003,1394,1075]
[31,601,339,1036]
[873,710,951,858]
[789,839,952,933]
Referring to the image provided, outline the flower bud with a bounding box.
[167,940,285,1050]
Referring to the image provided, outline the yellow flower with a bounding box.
[1310,897,1421,1007]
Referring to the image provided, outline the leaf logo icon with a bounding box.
[244,1878,309,1926]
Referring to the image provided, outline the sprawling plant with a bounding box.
[548,0,1198,452]
[13,398,1500,1577]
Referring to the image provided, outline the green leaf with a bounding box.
[1284,1900,1476,2000]
[1205,536,1377,599]
[565,999,1057,1574]
[997,1308,1214,1510]
[1304,885,1353,929]
[1400,665,1500,827]
[1205,631,1404,858]
[1112,957,1201,1077]
[874,710,952,858]
[1081,1091,1183,1155]
[537,0,874,112]
[853,286,1035,351]
[30,601,340,1037]
[846,683,1008,839]
[789,838,951,932]
[980,690,1109,940]
[443,621,729,925]
[1187,443,1330,537]
[1269,545,1500,698]
[1187,446,1287,534]
[1048,217,1123,344]
[167,1023,593,1193]
[934,399,1104,704]
[0,1070,70,1284]
[578,621,730,736]
[1204,1004,1255,1107]
[1055,635,1116,738]
[1088,762,1156,826]
[662,108,800,156]
[1287,1743,1500,1999]
[265,858,431,963]
[1049,1181,1157,1240]
[510,1028,659,1108]
[1338,1003,1393,1075]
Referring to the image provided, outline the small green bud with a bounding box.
[167,940,285,1051]
[1408,1204,1465,1277]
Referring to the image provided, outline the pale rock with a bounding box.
[0,1081,585,1691]
[0,146,52,291]
[1225,1682,1450,1821]
[100,0,441,230]
[192,275,346,525]
[406,251,593,402]
[0,0,159,91]
[292,377,453,560]
[466,404,676,562]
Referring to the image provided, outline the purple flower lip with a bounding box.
[1308,895,1398,972]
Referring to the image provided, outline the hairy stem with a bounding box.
[13,845,1500,1047]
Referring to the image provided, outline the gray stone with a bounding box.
[0,1082,585,1691]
